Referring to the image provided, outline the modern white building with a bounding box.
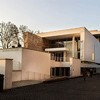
[0,27,100,89]
[37,27,100,76]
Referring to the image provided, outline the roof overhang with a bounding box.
[44,33,80,40]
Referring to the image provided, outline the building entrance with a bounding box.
[50,67,70,77]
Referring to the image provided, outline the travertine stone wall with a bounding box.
[24,32,49,51]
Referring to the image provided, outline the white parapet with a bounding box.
[45,47,69,52]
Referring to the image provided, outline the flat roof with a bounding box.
[37,27,85,40]
[37,27,100,40]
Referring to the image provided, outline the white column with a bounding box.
[63,51,66,62]
[0,59,13,89]
[72,36,75,57]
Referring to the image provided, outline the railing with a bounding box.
[12,71,50,82]
[25,71,50,81]
[49,43,64,48]
[49,41,73,48]
[51,56,70,62]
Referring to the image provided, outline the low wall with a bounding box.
[12,70,22,82]
[12,71,50,82]
[22,49,50,80]
[23,71,50,81]
[50,60,70,67]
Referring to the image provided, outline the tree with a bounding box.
[18,25,32,47]
[0,22,19,48]
[18,25,39,46]
[0,22,40,49]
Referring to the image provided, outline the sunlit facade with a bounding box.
[36,27,100,77]
[0,27,100,89]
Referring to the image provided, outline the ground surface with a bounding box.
[0,75,100,100]
[12,80,41,88]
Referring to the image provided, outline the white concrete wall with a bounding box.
[0,48,22,70]
[12,71,22,82]
[81,28,100,63]
[27,72,49,81]
[0,48,50,81]
[51,60,62,67]
[94,42,100,63]
[0,59,12,89]
[70,58,81,77]
[0,60,5,75]
[22,49,51,80]
[5,59,12,89]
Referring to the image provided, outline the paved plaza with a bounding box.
[0,75,100,100]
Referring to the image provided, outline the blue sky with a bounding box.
[0,0,100,32]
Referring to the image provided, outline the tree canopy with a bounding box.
[0,22,36,49]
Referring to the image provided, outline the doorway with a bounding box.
[50,67,70,77]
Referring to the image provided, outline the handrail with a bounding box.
[51,57,70,62]
[26,71,50,81]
